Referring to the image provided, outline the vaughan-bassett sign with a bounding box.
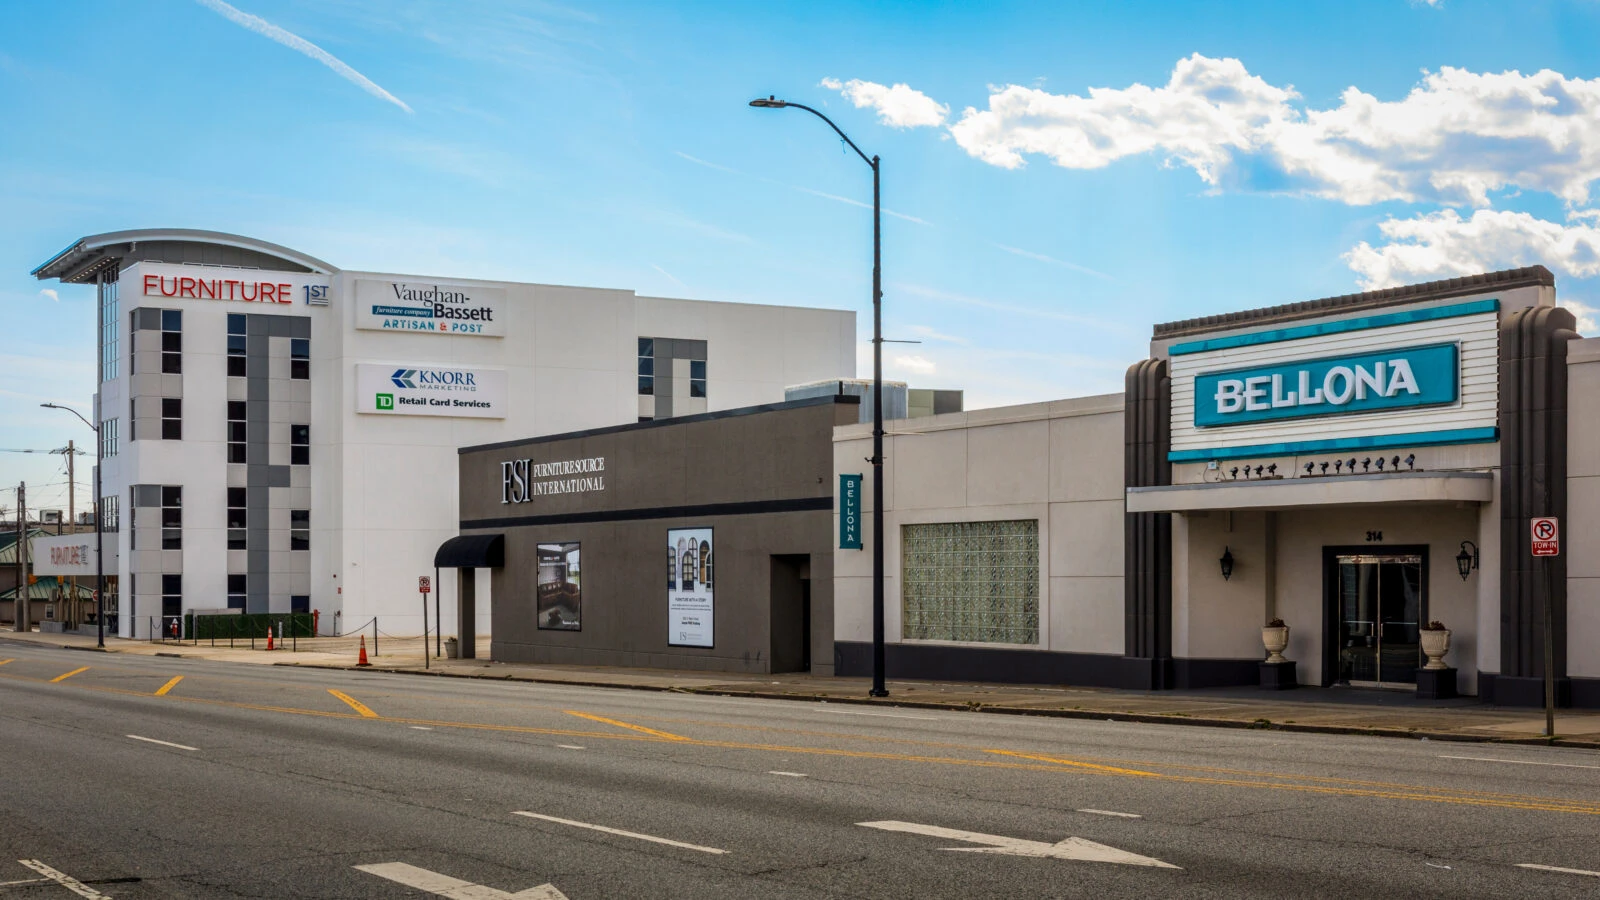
[356,363,507,418]
[355,278,506,336]
[1194,343,1459,428]
[501,457,607,504]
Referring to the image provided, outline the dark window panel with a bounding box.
[638,375,654,395]
[161,529,182,550]
[228,444,247,464]
[162,574,182,594]
[227,530,247,550]
[638,357,654,376]
[227,574,247,593]
[290,532,309,551]
[228,356,246,377]
[290,338,309,359]
[227,313,246,335]
[227,335,247,354]
[690,359,706,380]
[162,332,182,352]
[162,398,181,417]
[291,424,309,444]
[161,309,182,332]
[638,337,653,356]
[227,510,246,529]
[161,508,182,528]
[291,595,310,614]
[291,359,309,380]
[161,420,182,440]
[228,487,246,507]
[228,401,246,420]
[228,422,247,442]
[161,486,182,507]
[291,446,309,465]
[690,379,706,398]
[161,352,182,374]
[290,509,310,526]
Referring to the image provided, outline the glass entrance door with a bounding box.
[1334,554,1423,688]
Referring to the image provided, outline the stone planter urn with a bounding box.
[1262,621,1290,664]
[1420,625,1451,670]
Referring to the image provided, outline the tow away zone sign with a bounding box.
[1531,517,1560,557]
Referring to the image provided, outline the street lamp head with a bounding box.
[749,95,788,109]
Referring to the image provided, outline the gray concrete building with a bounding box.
[451,396,858,672]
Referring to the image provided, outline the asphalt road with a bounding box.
[3,640,1600,899]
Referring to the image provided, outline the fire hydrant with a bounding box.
[313,609,320,637]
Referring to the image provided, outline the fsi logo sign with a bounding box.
[1194,343,1459,428]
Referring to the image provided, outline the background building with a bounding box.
[33,229,855,639]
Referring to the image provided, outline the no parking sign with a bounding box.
[1531,517,1560,557]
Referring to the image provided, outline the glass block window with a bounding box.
[901,519,1039,645]
[99,275,119,382]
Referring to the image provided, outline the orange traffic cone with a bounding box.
[265,628,274,651]
[356,635,371,667]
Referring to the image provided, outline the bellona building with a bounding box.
[32,229,855,639]
[833,267,1600,708]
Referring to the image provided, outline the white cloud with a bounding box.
[821,78,948,129]
[1561,298,1598,335]
[906,324,968,344]
[946,54,1600,206]
[194,0,412,113]
[991,243,1113,280]
[891,354,937,376]
[1344,208,1600,288]
[38,289,57,302]
[650,264,686,290]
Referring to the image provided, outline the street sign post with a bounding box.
[419,576,432,670]
[1530,517,1559,737]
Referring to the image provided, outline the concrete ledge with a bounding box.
[1127,471,1494,513]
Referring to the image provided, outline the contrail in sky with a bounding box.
[194,0,412,113]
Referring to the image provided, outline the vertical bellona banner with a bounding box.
[839,474,863,550]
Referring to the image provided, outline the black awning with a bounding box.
[434,534,505,568]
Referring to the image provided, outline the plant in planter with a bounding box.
[1420,620,1451,670]
[1262,617,1290,664]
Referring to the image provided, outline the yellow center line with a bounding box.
[565,710,691,741]
[986,749,1600,816]
[329,689,379,718]
[7,668,1597,817]
[154,676,184,697]
[0,658,14,666]
[50,667,89,683]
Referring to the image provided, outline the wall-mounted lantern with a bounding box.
[1220,546,1235,581]
[1456,540,1480,581]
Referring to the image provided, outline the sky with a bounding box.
[4,0,1600,514]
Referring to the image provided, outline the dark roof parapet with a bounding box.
[1153,266,1555,340]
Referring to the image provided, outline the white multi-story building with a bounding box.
[34,229,855,639]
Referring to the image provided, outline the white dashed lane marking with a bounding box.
[126,735,198,751]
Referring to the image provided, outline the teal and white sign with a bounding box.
[839,474,863,550]
[1194,343,1458,428]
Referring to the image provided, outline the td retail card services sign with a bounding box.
[356,363,507,419]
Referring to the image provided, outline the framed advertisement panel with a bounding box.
[667,527,714,647]
[536,542,581,630]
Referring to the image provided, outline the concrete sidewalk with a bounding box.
[5,627,1599,748]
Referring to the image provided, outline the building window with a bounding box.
[667,545,676,588]
[690,358,706,399]
[291,424,309,465]
[700,542,712,588]
[902,520,1040,645]
[161,398,182,440]
[99,417,119,459]
[99,275,119,382]
[100,494,119,533]
[290,338,310,380]
[290,509,309,550]
[227,574,246,609]
[161,573,182,618]
[161,486,183,550]
[227,488,246,550]
[227,314,246,377]
[227,401,246,463]
[291,595,310,614]
[638,337,654,395]
[160,309,182,374]
[638,416,653,423]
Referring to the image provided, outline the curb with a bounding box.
[277,660,1600,750]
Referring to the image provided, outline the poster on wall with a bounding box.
[667,527,714,647]
[536,542,582,630]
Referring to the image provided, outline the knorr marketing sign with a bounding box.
[1194,343,1458,428]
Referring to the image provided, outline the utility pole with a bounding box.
[63,440,76,627]
[13,482,26,632]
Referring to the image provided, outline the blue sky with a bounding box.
[4,0,1600,513]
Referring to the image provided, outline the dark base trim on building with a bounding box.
[833,642,1261,691]
[1259,661,1297,690]
[1477,672,1594,708]
[1414,667,1457,701]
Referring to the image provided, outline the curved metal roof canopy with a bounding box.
[434,534,505,569]
[32,229,337,284]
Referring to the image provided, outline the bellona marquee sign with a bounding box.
[501,457,607,504]
[1194,343,1459,428]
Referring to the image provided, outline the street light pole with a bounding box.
[42,403,103,648]
[750,96,889,697]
